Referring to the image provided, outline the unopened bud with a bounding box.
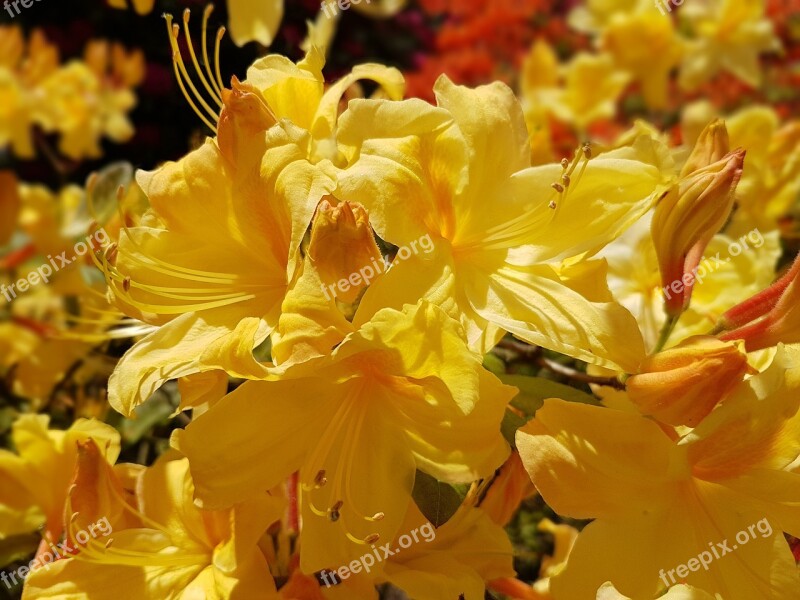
[627,336,750,427]
[652,148,745,316]
[680,119,730,178]
[308,199,383,304]
[719,254,800,351]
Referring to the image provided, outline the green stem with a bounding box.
[654,314,680,353]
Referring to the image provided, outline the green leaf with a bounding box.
[411,471,468,527]
[482,352,506,376]
[500,375,600,419]
[501,408,527,449]
[498,375,601,448]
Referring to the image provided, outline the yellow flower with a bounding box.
[725,106,800,233]
[22,446,283,600]
[173,301,514,573]
[524,49,630,132]
[600,11,682,110]
[0,27,59,158]
[516,345,800,599]
[335,76,673,372]
[0,415,119,541]
[39,40,144,160]
[678,0,780,90]
[626,336,750,426]
[104,36,403,414]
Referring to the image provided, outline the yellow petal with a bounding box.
[227,0,284,47]
[516,400,673,520]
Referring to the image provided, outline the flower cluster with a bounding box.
[0,1,799,599]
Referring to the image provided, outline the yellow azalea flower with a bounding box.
[525,50,630,133]
[725,106,800,234]
[1,179,137,407]
[516,345,800,599]
[568,0,659,34]
[0,415,119,541]
[600,10,682,110]
[103,98,338,414]
[22,446,283,600]
[104,35,403,414]
[678,0,780,90]
[173,300,514,573]
[334,76,673,372]
[0,27,59,158]
[39,40,144,160]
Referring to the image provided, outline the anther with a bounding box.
[548,200,557,209]
[364,533,380,544]
[122,277,131,292]
[560,158,569,169]
[551,183,564,193]
[583,143,592,159]
[329,500,343,522]
[562,174,571,187]
[314,470,327,487]
[371,512,385,521]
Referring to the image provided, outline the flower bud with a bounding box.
[627,336,750,427]
[652,147,745,316]
[719,254,800,351]
[308,199,384,304]
[680,119,730,178]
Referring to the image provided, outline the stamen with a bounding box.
[370,512,384,521]
[163,12,222,133]
[364,533,380,544]
[182,8,223,108]
[202,5,223,98]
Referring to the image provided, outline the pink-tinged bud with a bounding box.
[719,254,800,351]
[627,336,750,427]
[652,147,745,316]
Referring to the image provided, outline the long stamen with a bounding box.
[202,5,223,99]
[163,13,221,133]
[182,8,223,108]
